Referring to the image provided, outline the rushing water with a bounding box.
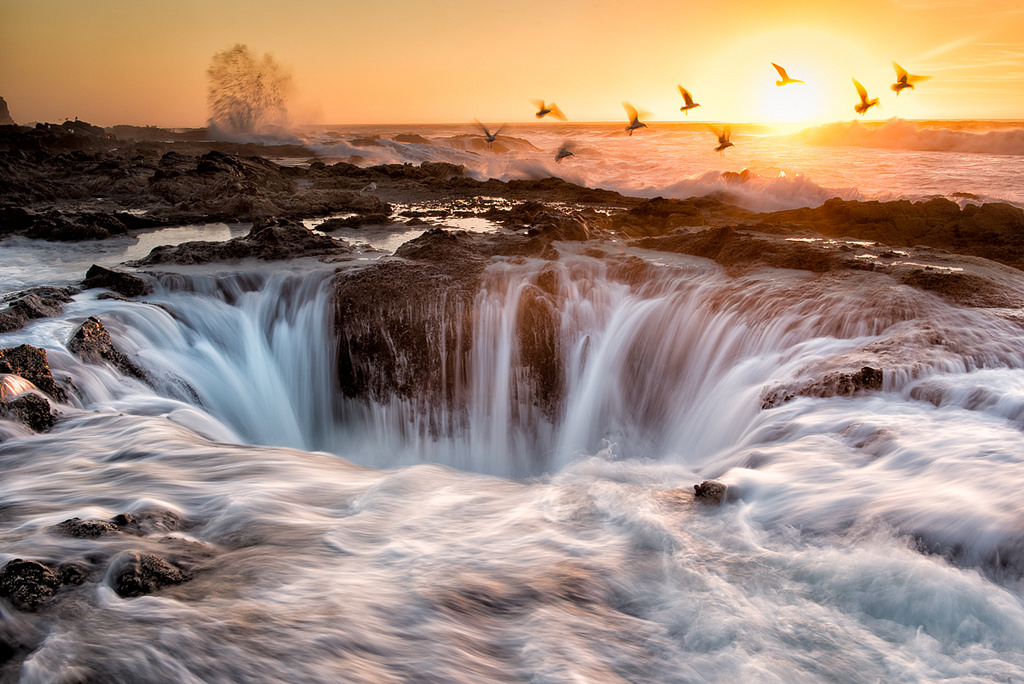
[2,121,1024,681]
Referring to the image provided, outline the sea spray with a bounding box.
[207,44,292,138]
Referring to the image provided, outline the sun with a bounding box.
[707,27,880,126]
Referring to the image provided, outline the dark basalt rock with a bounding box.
[136,217,352,265]
[0,344,68,403]
[67,316,149,383]
[899,268,1024,309]
[756,198,1024,271]
[761,366,884,409]
[110,551,188,598]
[0,286,75,333]
[317,212,393,230]
[82,264,151,297]
[693,480,727,505]
[0,393,56,432]
[0,559,61,611]
[0,97,14,126]
[634,226,871,274]
[54,517,120,538]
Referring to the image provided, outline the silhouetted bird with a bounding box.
[555,143,574,162]
[678,85,701,114]
[771,62,804,86]
[713,127,734,152]
[852,78,879,115]
[623,102,647,136]
[475,120,504,147]
[891,62,930,95]
[532,100,567,120]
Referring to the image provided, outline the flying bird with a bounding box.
[360,182,377,194]
[475,119,504,147]
[852,78,879,115]
[712,127,733,152]
[532,100,567,120]
[555,143,574,162]
[623,102,647,136]
[891,62,930,95]
[678,85,701,115]
[771,62,804,86]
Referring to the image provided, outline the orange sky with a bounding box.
[1,0,1022,127]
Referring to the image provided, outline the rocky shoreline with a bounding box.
[4,120,1024,435]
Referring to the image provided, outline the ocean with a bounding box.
[1,119,1024,682]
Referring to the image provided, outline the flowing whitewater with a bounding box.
[3,121,1024,681]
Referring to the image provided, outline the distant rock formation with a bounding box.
[0,97,14,125]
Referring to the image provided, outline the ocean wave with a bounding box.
[794,119,1024,156]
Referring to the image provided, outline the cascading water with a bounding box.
[4,232,1024,680]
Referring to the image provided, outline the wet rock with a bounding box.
[0,559,61,611]
[757,198,1024,271]
[54,517,120,538]
[693,481,726,505]
[0,286,75,333]
[56,562,90,586]
[761,366,883,409]
[110,552,188,598]
[136,217,352,265]
[82,264,150,297]
[516,285,563,418]
[634,226,870,274]
[899,269,1024,309]
[0,393,56,432]
[317,212,393,230]
[67,316,149,383]
[611,196,754,237]
[0,344,68,402]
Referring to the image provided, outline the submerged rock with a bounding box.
[0,344,68,403]
[110,552,188,598]
[0,559,61,611]
[761,366,884,409]
[693,481,727,505]
[67,316,149,383]
[53,517,120,539]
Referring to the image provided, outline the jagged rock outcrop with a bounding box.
[136,217,352,265]
[0,392,56,432]
[0,286,75,333]
[0,344,68,402]
[0,97,14,126]
[81,265,150,297]
[67,316,149,383]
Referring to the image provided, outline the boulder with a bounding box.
[82,264,150,297]
[67,316,149,383]
[0,344,68,402]
[0,559,61,611]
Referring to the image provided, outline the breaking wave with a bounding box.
[794,118,1024,156]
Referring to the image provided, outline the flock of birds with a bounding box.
[476,61,929,160]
